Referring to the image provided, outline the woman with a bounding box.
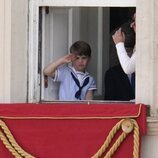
[112,13,136,74]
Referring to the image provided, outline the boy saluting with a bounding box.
[43,41,97,101]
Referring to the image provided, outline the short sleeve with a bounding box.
[53,65,67,82]
[88,78,97,91]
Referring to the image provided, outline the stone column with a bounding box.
[0,0,11,102]
[11,0,28,102]
[136,0,158,116]
[137,1,158,158]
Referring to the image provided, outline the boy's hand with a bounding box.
[60,54,77,64]
[112,28,125,44]
[44,75,48,88]
[43,54,77,78]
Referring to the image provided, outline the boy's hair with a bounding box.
[70,41,91,57]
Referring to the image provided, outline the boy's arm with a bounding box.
[86,90,94,100]
[43,54,76,78]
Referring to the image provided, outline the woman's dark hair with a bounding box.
[70,41,91,57]
[121,21,135,49]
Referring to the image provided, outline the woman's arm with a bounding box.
[116,42,135,74]
[112,28,135,74]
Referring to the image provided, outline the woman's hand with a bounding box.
[112,28,125,44]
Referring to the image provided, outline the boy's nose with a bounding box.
[78,58,83,62]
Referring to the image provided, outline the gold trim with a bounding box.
[0,104,142,120]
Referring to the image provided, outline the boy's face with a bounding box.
[72,55,90,72]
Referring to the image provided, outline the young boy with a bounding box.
[43,41,97,101]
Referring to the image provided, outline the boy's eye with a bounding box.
[82,56,88,59]
[76,56,88,60]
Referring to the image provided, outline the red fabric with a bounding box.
[0,103,146,158]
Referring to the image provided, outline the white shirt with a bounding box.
[72,67,84,85]
[53,66,97,101]
[116,42,136,74]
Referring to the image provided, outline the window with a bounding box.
[29,0,136,102]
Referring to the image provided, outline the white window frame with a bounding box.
[28,0,136,102]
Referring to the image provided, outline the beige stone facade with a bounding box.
[0,0,158,157]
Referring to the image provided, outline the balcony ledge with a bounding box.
[147,117,158,135]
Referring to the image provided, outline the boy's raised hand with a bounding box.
[43,53,77,78]
[60,54,77,64]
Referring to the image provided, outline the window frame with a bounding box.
[28,0,136,102]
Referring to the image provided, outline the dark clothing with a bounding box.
[104,65,135,101]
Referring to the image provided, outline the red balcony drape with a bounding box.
[0,103,146,158]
